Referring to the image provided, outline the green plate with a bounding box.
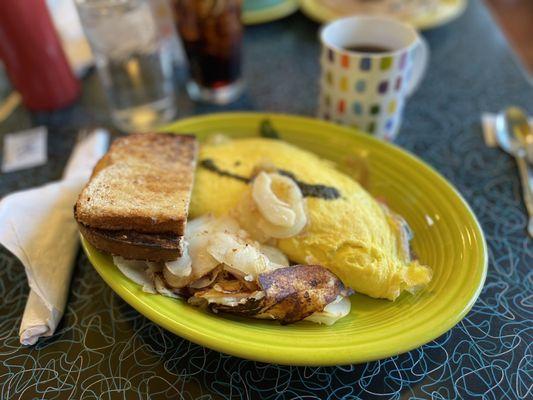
[82,112,487,366]
[243,0,299,25]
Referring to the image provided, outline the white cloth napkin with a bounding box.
[0,129,108,345]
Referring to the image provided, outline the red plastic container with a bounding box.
[0,0,80,111]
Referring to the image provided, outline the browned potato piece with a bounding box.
[191,265,349,325]
[256,265,348,324]
[189,273,265,315]
[190,290,266,315]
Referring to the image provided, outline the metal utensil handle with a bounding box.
[515,154,533,236]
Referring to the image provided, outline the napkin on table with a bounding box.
[0,129,108,345]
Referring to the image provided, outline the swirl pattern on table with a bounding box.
[0,0,532,398]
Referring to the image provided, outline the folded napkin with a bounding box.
[0,129,108,345]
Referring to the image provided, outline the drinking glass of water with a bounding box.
[76,0,176,132]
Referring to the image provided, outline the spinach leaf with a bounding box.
[259,119,280,139]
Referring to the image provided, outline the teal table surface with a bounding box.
[0,0,532,398]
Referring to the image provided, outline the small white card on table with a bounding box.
[2,126,47,173]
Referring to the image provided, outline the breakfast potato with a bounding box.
[256,265,349,324]
[191,265,349,324]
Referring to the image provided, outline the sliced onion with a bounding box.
[165,248,192,277]
[250,172,307,239]
[206,231,272,279]
[187,216,233,278]
[304,296,351,326]
[188,267,222,289]
[154,275,181,299]
[256,202,306,239]
[113,256,155,293]
[260,244,289,267]
[252,172,296,227]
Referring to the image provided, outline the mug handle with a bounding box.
[406,37,429,97]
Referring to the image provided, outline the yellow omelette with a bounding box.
[190,137,432,300]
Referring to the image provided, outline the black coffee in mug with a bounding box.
[344,44,392,53]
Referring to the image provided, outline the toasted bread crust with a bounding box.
[75,133,198,234]
[78,222,183,261]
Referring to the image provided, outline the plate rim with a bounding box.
[83,112,487,366]
[298,0,467,30]
[243,0,299,25]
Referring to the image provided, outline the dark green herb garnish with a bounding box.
[259,119,280,139]
[200,159,249,183]
[200,159,341,200]
[278,170,341,200]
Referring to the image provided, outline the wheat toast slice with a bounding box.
[75,133,198,235]
[78,221,184,262]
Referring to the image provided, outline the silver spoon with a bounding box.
[505,107,533,164]
[496,107,533,237]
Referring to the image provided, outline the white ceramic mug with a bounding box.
[318,16,429,140]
